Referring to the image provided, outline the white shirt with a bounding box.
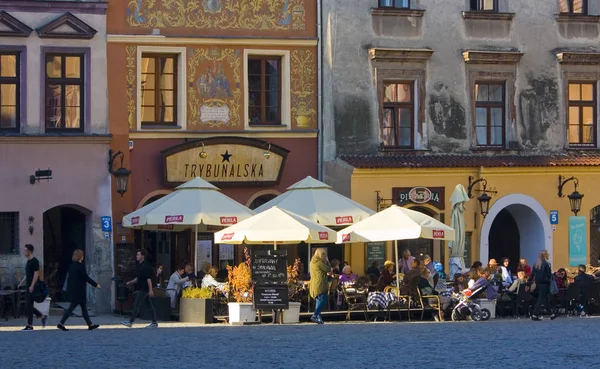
[201,274,226,290]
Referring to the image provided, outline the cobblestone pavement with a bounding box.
[1,315,598,369]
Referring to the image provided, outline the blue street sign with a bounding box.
[101,216,112,232]
[549,210,558,225]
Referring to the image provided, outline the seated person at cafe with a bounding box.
[330,259,341,277]
[182,264,198,290]
[201,265,226,290]
[400,259,423,295]
[339,265,358,285]
[453,274,467,294]
[366,261,381,278]
[216,261,229,282]
[574,264,596,316]
[380,261,395,286]
[297,262,310,281]
[419,268,451,315]
[499,258,513,287]
[500,271,527,300]
[398,249,416,274]
[166,266,189,308]
[423,255,436,286]
[468,269,490,293]
[155,264,164,287]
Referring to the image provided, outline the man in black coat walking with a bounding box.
[57,249,100,331]
[122,249,158,328]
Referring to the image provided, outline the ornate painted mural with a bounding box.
[187,47,242,127]
[126,46,137,129]
[126,0,307,31]
[291,49,316,128]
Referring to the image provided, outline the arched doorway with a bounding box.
[481,194,552,269]
[488,209,520,271]
[398,206,435,259]
[590,205,600,266]
[43,205,89,301]
[248,194,277,210]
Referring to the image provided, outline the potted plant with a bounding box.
[180,286,214,324]
[283,258,302,324]
[226,247,256,324]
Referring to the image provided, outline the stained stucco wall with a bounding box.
[322,0,600,158]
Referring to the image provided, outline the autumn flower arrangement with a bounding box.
[181,286,213,299]
[226,247,253,303]
[287,258,302,301]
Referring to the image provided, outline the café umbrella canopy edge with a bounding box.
[336,205,456,293]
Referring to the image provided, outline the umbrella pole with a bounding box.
[307,242,311,314]
[274,241,277,251]
[194,224,198,274]
[394,240,400,292]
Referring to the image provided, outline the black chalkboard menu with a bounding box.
[366,242,386,272]
[253,284,289,310]
[251,251,287,285]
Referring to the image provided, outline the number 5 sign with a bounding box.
[549,210,558,225]
[101,216,112,232]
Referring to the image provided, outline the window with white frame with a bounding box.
[244,50,290,129]
[136,47,186,130]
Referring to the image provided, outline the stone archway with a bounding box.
[43,204,91,301]
[480,194,552,267]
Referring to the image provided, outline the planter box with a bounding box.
[477,299,497,319]
[180,298,214,324]
[282,302,301,324]
[228,302,256,324]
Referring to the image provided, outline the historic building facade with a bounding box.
[107,1,320,286]
[0,0,113,311]
[322,0,600,273]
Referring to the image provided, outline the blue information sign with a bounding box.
[569,216,587,267]
[101,216,112,232]
[549,210,558,225]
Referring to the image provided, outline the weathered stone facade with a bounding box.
[322,0,600,170]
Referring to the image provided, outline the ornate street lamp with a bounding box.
[108,149,131,196]
[558,175,584,215]
[467,176,497,218]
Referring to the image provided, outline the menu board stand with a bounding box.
[251,250,289,324]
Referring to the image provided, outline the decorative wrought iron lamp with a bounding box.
[108,149,131,196]
[558,175,584,216]
[467,176,497,218]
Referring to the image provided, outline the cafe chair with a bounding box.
[342,284,369,322]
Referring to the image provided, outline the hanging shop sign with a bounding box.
[162,137,289,186]
[393,186,445,210]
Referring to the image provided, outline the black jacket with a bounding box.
[531,260,552,285]
[66,262,98,304]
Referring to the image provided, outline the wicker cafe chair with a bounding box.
[410,277,443,322]
[342,284,369,322]
[383,285,411,321]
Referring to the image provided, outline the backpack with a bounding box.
[33,281,49,303]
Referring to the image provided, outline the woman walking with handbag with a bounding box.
[57,249,100,331]
[530,250,557,321]
[309,248,332,325]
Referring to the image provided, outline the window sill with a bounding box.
[555,14,600,23]
[370,7,425,17]
[567,145,599,150]
[462,11,515,21]
[248,124,288,128]
[471,146,506,151]
[139,125,183,130]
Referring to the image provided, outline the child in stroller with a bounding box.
[450,277,492,322]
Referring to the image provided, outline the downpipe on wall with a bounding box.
[317,0,323,180]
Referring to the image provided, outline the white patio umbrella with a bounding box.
[336,205,455,293]
[254,176,375,268]
[214,206,337,248]
[122,177,255,271]
[448,184,470,279]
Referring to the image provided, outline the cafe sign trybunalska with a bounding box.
[161,137,289,186]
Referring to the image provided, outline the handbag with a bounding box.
[62,274,69,292]
[33,281,49,303]
[550,276,559,295]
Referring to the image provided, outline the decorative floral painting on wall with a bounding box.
[291,49,316,128]
[188,47,242,128]
[126,0,307,31]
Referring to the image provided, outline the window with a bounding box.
[0,212,18,254]
[140,54,178,126]
[475,82,505,147]
[470,0,498,11]
[568,82,596,146]
[0,52,20,132]
[382,82,414,148]
[559,0,587,14]
[248,56,281,125]
[379,0,410,8]
[45,54,84,131]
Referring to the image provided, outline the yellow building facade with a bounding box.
[338,157,600,275]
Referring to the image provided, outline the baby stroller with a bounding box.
[450,284,491,322]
